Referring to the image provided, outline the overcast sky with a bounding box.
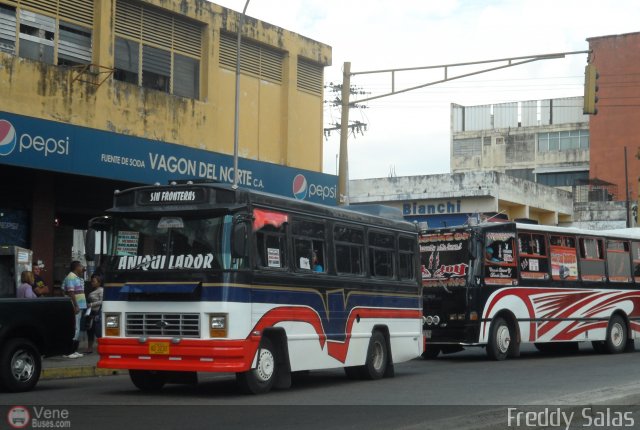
[212,0,640,179]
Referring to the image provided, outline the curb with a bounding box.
[41,366,125,380]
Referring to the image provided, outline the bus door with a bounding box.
[420,229,473,335]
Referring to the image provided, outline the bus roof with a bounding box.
[422,221,640,241]
[108,182,418,233]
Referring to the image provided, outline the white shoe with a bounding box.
[65,352,83,359]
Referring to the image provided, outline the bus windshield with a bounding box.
[420,230,471,287]
[108,214,241,272]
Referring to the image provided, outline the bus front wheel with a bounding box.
[605,315,627,354]
[237,337,278,394]
[129,370,166,392]
[487,317,513,361]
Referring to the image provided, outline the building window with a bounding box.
[141,45,170,92]
[58,21,91,66]
[452,137,482,157]
[0,4,16,54]
[537,171,588,187]
[219,31,283,84]
[0,1,93,66]
[297,57,323,95]
[114,37,139,84]
[114,0,202,99]
[173,53,199,99]
[538,130,589,152]
[18,9,54,64]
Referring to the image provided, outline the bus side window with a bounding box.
[334,225,365,276]
[399,235,416,281]
[518,232,549,280]
[549,235,578,281]
[578,237,605,282]
[256,226,287,269]
[253,209,288,269]
[291,218,326,273]
[632,242,640,284]
[368,231,395,278]
[606,240,631,283]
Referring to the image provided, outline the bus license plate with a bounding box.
[423,330,432,339]
[149,342,170,355]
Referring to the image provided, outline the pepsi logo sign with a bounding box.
[0,119,69,158]
[292,173,337,201]
[0,119,17,156]
[292,174,308,200]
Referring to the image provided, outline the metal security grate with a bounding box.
[126,313,200,338]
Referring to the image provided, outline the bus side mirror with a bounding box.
[88,216,112,232]
[232,222,248,258]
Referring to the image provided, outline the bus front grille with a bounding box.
[125,313,200,338]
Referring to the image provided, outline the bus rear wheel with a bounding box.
[487,317,513,361]
[129,370,166,392]
[236,337,278,394]
[362,331,388,380]
[605,315,627,354]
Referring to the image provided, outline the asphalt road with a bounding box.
[3,344,640,430]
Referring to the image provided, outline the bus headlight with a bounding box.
[432,315,441,325]
[425,316,434,325]
[105,314,121,336]
[210,314,228,338]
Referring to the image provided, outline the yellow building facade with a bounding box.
[0,0,331,170]
[0,0,333,293]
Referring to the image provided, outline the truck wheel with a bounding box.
[421,345,440,359]
[486,317,512,361]
[605,315,627,354]
[361,331,388,380]
[236,337,278,394]
[0,338,42,392]
[129,370,167,392]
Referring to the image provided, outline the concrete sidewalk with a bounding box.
[41,352,125,380]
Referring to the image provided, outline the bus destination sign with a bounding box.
[138,188,207,205]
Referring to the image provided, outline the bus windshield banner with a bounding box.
[420,230,470,287]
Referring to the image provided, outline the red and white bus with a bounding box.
[420,222,640,360]
[94,182,423,393]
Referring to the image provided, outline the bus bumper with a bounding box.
[424,324,480,345]
[97,337,259,373]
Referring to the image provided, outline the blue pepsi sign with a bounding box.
[0,111,337,205]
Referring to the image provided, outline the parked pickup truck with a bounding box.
[0,298,75,392]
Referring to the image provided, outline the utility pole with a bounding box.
[338,62,351,204]
[232,0,250,190]
[335,50,589,205]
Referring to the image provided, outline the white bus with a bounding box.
[94,182,423,393]
[421,222,640,360]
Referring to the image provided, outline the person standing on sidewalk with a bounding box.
[84,273,103,354]
[32,264,50,297]
[62,261,87,359]
[16,271,37,298]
